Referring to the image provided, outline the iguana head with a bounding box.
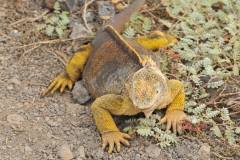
[127,57,169,118]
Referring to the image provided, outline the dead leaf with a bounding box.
[116,3,128,10]
[2,3,8,8]
[101,16,111,21]
[111,0,122,4]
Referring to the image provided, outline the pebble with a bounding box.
[9,78,21,85]
[86,12,96,23]
[47,120,60,127]
[57,144,74,160]
[113,156,123,160]
[198,144,211,160]
[25,145,33,152]
[145,144,161,158]
[47,154,54,159]
[66,102,85,116]
[7,85,13,90]
[0,7,6,17]
[0,36,7,42]
[7,114,24,125]
[143,140,150,146]
[77,146,85,158]
[69,24,92,39]
[175,145,188,158]
[8,30,22,40]
[92,147,104,159]
[134,154,142,160]
[96,1,115,20]
[72,81,92,104]
[0,135,4,144]
[41,0,84,13]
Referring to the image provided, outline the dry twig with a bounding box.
[82,0,95,33]
[47,51,66,66]
[0,32,12,40]
[15,36,93,49]
[9,9,50,26]
[211,152,234,160]
[140,4,163,13]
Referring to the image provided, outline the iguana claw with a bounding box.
[159,110,192,134]
[102,131,130,154]
[42,73,74,96]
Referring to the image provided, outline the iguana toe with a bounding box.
[42,73,74,96]
[160,110,191,134]
[102,131,130,154]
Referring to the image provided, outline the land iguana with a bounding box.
[42,0,191,154]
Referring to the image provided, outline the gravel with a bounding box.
[0,0,239,159]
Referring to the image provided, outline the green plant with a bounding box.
[160,0,240,144]
[124,112,179,148]
[123,12,152,38]
[123,0,240,148]
[37,2,70,37]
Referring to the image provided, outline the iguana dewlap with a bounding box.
[42,0,191,154]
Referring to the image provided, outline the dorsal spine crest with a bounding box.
[104,25,143,64]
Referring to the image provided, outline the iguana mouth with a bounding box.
[134,104,155,118]
[134,101,155,111]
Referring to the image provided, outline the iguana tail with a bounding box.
[98,0,146,33]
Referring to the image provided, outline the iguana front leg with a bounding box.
[134,31,178,50]
[42,45,92,96]
[159,80,191,134]
[91,94,140,154]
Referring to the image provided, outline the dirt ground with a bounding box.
[0,0,239,160]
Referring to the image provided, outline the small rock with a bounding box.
[77,146,85,158]
[47,120,60,127]
[83,129,92,136]
[0,7,7,17]
[66,102,85,116]
[7,114,24,125]
[145,144,161,158]
[0,36,7,42]
[72,81,92,104]
[86,12,96,23]
[25,145,33,152]
[113,156,123,160]
[69,23,92,39]
[198,144,210,160]
[57,144,74,160]
[143,140,150,146]
[2,23,8,28]
[0,135,5,143]
[134,154,142,160]
[92,147,104,159]
[175,145,188,158]
[8,30,22,40]
[47,154,54,159]
[96,1,115,20]
[7,85,13,90]
[9,78,21,85]
[39,0,84,13]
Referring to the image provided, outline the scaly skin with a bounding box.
[42,45,92,96]
[91,79,190,153]
[134,31,178,50]
[42,0,191,154]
